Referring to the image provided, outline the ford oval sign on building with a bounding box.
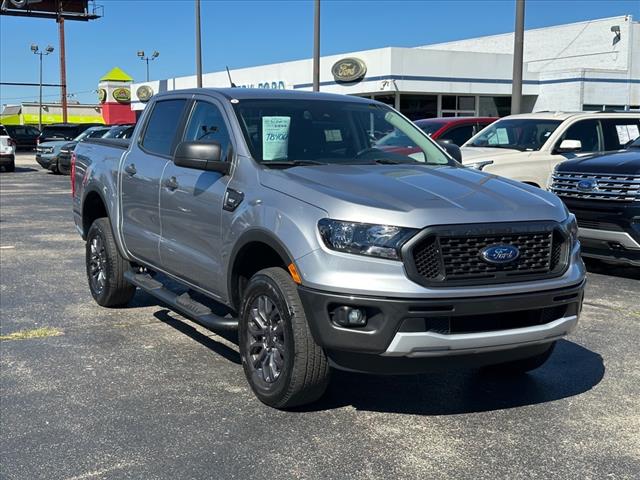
[480,244,520,264]
[331,57,367,83]
[136,85,154,103]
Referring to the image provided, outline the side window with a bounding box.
[600,118,640,150]
[439,124,474,146]
[183,101,232,161]
[28,127,40,136]
[558,120,602,153]
[141,99,187,156]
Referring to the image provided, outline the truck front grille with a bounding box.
[550,172,640,202]
[404,222,569,286]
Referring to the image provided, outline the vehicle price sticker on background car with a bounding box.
[263,116,291,160]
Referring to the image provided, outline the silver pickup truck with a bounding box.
[72,88,586,408]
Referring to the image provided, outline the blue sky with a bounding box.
[1,0,639,107]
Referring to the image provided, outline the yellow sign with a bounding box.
[112,88,131,103]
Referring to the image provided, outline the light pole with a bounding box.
[137,50,160,81]
[511,0,525,114]
[195,0,203,88]
[312,0,320,92]
[31,44,54,131]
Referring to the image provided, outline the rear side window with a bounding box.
[600,118,640,150]
[558,120,602,153]
[439,124,474,146]
[141,99,187,156]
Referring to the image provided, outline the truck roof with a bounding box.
[154,88,376,104]
[506,111,640,121]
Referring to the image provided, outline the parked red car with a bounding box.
[376,117,498,157]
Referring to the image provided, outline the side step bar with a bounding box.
[124,272,237,332]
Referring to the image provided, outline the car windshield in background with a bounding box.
[232,99,453,167]
[467,119,562,151]
[628,136,640,148]
[416,121,448,136]
[42,127,77,139]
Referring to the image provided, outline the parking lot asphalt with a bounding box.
[1,152,639,480]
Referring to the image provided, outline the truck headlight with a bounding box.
[562,213,579,243]
[318,219,417,260]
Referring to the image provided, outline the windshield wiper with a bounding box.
[262,160,327,168]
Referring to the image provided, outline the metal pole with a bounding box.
[511,0,525,114]
[195,0,203,88]
[312,0,320,92]
[146,58,150,82]
[58,16,68,123]
[38,52,43,131]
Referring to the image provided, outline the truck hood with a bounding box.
[556,149,640,175]
[460,146,526,163]
[260,164,566,226]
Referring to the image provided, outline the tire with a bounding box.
[484,342,556,374]
[6,160,15,172]
[239,267,330,409]
[85,218,136,307]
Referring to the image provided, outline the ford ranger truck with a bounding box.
[72,89,586,409]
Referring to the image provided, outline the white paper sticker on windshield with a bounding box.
[495,128,509,144]
[324,129,342,142]
[628,124,640,140]
[262,116,291,160]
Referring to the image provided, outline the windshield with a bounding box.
[417,121,447,136]
[629,136,640,148]
[232,99,453,167]
[466,118,561,151]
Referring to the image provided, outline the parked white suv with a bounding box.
[0,125,17,172]
[460,112,640,187]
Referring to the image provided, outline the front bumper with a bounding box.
[298,280,584,373]
[35,153,57,169]
[562,198,640,267]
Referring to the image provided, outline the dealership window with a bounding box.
[479,97,512,117]
[441,95,476,117]
[583,104,640,112]
[400,95,438,120]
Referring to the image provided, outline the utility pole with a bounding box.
[31,44,54,131]
[511,0,525,114]
[312,0,320,92]
[57,16,68,123]
[195,0,203,88]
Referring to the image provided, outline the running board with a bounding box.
[124,272,237,332]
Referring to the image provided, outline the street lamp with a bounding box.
[32,44,54,131]
[137,50,160,82]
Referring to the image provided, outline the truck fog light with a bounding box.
[332,306,367,327]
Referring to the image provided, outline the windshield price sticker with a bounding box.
[263,116,291,160]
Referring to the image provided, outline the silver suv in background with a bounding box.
[72,89,586,408]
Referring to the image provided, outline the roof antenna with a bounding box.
[226,66,237,88]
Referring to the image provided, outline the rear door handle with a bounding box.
[124,164,137,176]
[164,176,179,191]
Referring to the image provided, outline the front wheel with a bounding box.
[239,267,330,409]
[85,218,136,307]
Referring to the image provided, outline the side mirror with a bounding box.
[437,140,462,162]
[173,141,229,174]
[556,139,582,153]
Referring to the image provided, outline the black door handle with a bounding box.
[164,176,179,191]
[124,164,137,176]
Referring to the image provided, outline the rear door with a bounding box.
[159,97,234,295]
[121,98,188,265]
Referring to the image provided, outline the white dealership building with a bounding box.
[130,15,639,119]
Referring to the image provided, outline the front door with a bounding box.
[159,98,234,296]
[121,98,187,265]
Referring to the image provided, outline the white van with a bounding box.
[460,112,640,187]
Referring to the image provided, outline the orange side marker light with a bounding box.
[288,263,302,284]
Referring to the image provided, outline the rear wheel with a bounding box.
[85,218,136,307]
[484,342,556,374]
[239,267,330,409]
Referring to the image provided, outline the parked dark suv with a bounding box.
[37,124,102,145]
[2,124,40,150]
[550,136,640,266]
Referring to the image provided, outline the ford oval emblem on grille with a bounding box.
[480,244,520,264]
[577,179,597,191]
